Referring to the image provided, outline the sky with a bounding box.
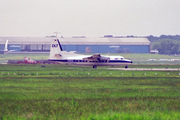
[0,0,180,37]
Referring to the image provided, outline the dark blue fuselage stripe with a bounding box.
[48,59,132,63]
[109,60,131,63]
[49,60,68,62]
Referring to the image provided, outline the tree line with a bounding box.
[147,35,180,42]
[147,35,180,55]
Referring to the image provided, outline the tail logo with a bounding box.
[52,44,58,47]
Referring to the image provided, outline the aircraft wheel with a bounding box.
[93,65,97,69]
[125,66,128,69]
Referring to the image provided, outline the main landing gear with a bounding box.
[125,66,128,69]
[92,65,97,68]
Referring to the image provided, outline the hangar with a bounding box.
[0,36,150,53]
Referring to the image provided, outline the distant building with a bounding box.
[0,36,151,53]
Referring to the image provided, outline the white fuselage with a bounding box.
[48,52,132,67]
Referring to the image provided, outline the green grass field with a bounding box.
[0,64,180,119]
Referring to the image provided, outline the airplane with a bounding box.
[4,39,8,52]
[48,39,132,68]
[0,40,16,54]
[0,40,8,53]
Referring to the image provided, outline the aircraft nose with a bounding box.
[130,61,133,63]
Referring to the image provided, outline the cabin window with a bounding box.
[68,60,73,62]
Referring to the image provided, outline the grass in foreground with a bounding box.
[0,64,180,119]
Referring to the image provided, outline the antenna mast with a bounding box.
[54,31,61,38]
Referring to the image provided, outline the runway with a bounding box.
[108,68,180,71]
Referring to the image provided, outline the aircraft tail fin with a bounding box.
[4,39,8,51]
[49,39,63,59]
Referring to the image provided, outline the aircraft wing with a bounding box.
[83,53,109,61]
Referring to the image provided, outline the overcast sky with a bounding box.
[0,0,180,37]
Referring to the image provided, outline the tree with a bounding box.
[151,39,180,54]
[147,35,158,42]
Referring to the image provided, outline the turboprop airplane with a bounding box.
[48,39,132,68]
